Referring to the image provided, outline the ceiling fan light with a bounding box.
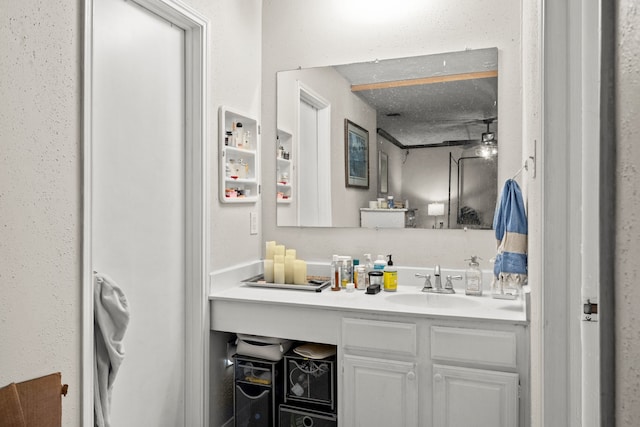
[475,143,498,158]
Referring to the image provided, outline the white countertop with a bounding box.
[209,273,527,325]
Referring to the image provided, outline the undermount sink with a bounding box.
[385,292,482,309]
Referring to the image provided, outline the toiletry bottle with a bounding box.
[356,263,367,290]
[234,122,244,148]
[387,195,394,209]
[465,255,483,296]
[243,130,251,150]
[352,259,360,289]
[331,255,341,291]
[340,256,352,288]
[363,253,373,286]
[383,254,398,292]
[374,255,386,271]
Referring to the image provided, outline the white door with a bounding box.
[432,364,518,427]
[342,355,418,427]
[92,0,186,425]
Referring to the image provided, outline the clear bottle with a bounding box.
[339,256,352,288]
[465,255,483,296]
[363,253,373,287]
[243,130,251,150]
[355,264,367,290]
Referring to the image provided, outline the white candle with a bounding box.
[284,255,295,284]
[265,241,276,260]
[275,245,285,257]
[285,249,296,259]
[293,260,307,285]
[274,254,285,265]
[263,259,274,283]
[274,263,285,284]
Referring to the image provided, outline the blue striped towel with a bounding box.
[493,179,528,284]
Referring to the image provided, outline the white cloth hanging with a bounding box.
[94,272,130,427]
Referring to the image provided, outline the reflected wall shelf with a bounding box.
[277,128,293,203]
[219,106,260,204]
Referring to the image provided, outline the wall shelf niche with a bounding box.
[219,106,260,204]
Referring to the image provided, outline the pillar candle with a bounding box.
[273,263,285,284]
[263,259,274,283]
[285,249,296,259]
[293,260,307,285]
[284,255,295,284]
[265,241,276,260]
[274,254,285,265]
[275,245,285,257]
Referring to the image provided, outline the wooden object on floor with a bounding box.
[0,373,67,427]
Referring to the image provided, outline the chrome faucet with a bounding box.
[443,275,463,294]
[433,265,442,291]
[415,265,447,293]
[415,273,432,292]
[416,266,462,294]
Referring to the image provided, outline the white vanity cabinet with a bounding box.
[432,364,518,427]
[209,285,529,427]
[341,318,419,427]
[430,325,523,427]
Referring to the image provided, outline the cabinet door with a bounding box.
[343,355,418,427]
[433,364,518,427]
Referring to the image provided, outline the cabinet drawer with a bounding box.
[431,326,517,369]
[342,318,417,357]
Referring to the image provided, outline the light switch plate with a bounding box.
[250,212,258,235]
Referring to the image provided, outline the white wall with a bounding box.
[201,0,263,271]
[616,0,640,424]
[0,1,82,424]
[262,0,522,268]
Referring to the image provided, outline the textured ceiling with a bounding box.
[334,48,498,147]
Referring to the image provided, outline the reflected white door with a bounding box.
[298,100,321,226]
[298,87,331,227]
[92,0,186,425]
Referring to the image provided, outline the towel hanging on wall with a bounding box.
[94,272,130,427]
[492,179,528,297]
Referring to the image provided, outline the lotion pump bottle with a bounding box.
[383,254,398,292]
[373,255,386,271]
[464,256,483,296]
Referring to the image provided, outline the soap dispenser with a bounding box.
[383,254,398,292]
[464,256,483,296]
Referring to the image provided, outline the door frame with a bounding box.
[540,0,602,425]
[82,1,210,426]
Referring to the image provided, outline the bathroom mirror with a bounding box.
[276,48,498,229]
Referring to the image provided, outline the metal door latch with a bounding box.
[583,298,598,322]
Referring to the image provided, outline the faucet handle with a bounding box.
[415,273,432,292]
[445,275,463,293]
